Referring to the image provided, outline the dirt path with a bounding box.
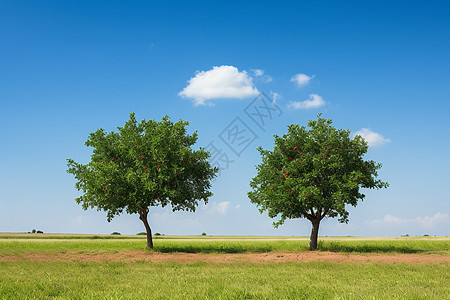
[1,251,449,264]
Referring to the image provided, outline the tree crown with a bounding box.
[67,113,217,221]
[248,114,389,227]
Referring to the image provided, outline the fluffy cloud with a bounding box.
[179,65,259,106]
[380,215,410,225]
[270,90,281,104]
[291,73,314,87]
[353,128,391,147]
[253,69,264,77]
[201,201,232,215]
[366,212,449,229]
[252,69,272,83]
[288,93,325,109]
[416,212,450,228]
[216,201,231,214]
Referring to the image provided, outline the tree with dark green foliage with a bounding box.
[67,113,217,249]
[248,115,389,250]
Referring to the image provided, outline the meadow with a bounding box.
[0,234,449,299]
[0,233,448,255]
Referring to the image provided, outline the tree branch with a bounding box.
[305,213,314,221]
[320,208,330,220]
[316,209,321,219]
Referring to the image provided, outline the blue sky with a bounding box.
[1,0,449,236]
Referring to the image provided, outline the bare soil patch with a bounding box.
[1,251,449,264]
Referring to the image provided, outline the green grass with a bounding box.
[317,238,450,254]
[0,233,146,240]
[0,235,448,255]
[1,235,448,299]
[0,260,448,299]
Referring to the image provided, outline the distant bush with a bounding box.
[136,232,146,235]
[201,232,207,236]
[424,234,429,237]
[111,232,121,235]
[36,230,43,234]
[154,233,161,236]
[401,234,410,237]
[31,229,36,233]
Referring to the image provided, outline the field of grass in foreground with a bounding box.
[0,260,448,299]
[1,235,448,299]
[0,234,448,255]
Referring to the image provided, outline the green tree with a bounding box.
[67,113,217,249]
[248,115,389,250]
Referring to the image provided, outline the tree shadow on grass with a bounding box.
[318,242,426,254]
[152,245,274,254]
[148,241,429,254]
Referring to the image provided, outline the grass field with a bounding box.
[1,234,449,299]
[1,261,448,299]
[0,233,448,255]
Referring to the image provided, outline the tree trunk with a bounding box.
[139,208,153,249]
[308,219,320,250]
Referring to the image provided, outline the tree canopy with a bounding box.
[248,115,389,249]
[67,113,217,248]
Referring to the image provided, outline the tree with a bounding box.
[67,113,217,249]
[248,115,389,250]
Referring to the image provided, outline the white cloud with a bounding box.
[252,69,272,83]
[270,90,281,104]
[179,65,259,106]
[366,212,449,229]
[291,73,314,87]
[353,128,391,147]
[383,214,410,225]
[415,212,450,229]
[253,69,264,77]
[201,201,232,215]
[216,201,231,214]
[288,93,325,109]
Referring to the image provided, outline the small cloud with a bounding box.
[415,212,449,229]
[179,65,259,106]
[252,69,272,83]
[270,90,281,104]
[202,201,232,215]
[353,128,391,147]
[217,201,231,214]
[235,204,241,209]
[253,69,264,77]
[383,214,410,225]
[364,215,410,227]
[288,93,325,110]
[366,212,449,229]
[291,73,314,87]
